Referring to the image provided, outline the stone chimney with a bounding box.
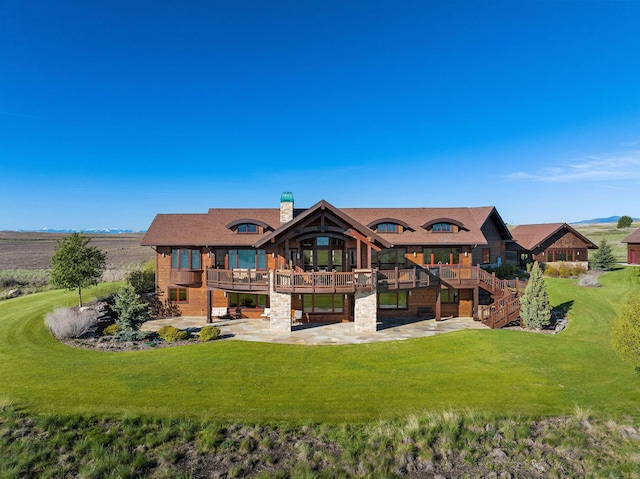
[280,192,294,223]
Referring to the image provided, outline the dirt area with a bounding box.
[0,231,153,270]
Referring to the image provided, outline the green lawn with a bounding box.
[0,271,639,423]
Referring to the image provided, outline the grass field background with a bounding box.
[1,269,639,423]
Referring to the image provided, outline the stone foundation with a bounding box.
[269,271,292,333]
[354,274,377,332]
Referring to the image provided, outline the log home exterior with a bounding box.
[622,228,640,265]
[510,223,597,269]
[141,193,523,332]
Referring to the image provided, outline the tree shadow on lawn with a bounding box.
[552,300,574,315]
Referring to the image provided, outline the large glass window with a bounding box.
[372,248,407,270]
[171,249,201,269]
[228,249,267,269]
[423,248,460,265]
[228,293,268,309]
[303,294,344,313]
[378,292,408,309]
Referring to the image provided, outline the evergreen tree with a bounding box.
[590,238,617,271]
[520,261,551,329]
[112,285,150,341]
[50,233,106,307]
[611,293,640,375]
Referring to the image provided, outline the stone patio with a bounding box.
[141,316,489,345]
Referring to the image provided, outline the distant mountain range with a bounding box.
[572,216,640,225]
[12,228,146,234]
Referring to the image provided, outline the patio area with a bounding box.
[141,316,489,345]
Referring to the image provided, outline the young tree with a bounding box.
[590,238,617,271]
[520,261,551,329]
[617,215,633,228]
[112,285,150,341]
[50,233,106,307]
[611,293,640,374]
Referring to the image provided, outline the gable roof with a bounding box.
[622,227,640,244]
[253,199,391,249]
[141,202,512,248]
[510,223,598,251]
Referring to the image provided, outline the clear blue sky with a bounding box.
[2,0,639,231]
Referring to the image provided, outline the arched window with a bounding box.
[236,223,258,234]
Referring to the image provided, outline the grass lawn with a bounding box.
[0,271,639,423]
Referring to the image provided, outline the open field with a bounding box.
[0,231,153,270]
[571,221,639,262]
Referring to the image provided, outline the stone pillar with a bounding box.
[269,270,292,333]
[354,271,377,333]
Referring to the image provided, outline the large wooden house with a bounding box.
[141,193,524,332]
[510,223,597,269]
[622,228,640,265]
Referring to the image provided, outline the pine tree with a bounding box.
[520,261,551,329]
[590,238,617,271]
[112,285,150,341]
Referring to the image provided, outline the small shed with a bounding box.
[622,228,640,264]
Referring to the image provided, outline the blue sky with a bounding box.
[1,0,639,230]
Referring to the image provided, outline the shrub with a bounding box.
[102,323,122,336]
[199,326,221,342]
[126,260,156,294]
[558,263,571,278]
[157,325,188,342]
[544,266,560,277]
[611,293,640,373]
[578,272,601,287]
[571,265,587,277]
[482,264,517,279]
[45,307,97,339]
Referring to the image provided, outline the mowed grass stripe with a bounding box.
[0,270,638,422]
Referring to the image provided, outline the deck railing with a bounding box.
[206,268,270,291]
[274,269,374,293]
[377,266,437,290]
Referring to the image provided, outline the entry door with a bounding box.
[631,249,637,264]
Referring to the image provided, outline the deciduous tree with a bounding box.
[50,233,106,307]
[611,293,640,374]
[520,261,551,329]
[617,215,633,228]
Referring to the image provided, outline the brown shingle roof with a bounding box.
[141,202,511,247]
[510,223,597,251]
[622,227,640,244]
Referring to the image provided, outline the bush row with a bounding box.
[544,263,586,278]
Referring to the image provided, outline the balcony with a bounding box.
[207,268,270,292]
[170,269,203,286]
[275,269,374,294]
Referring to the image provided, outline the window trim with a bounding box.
[168,287,188,303]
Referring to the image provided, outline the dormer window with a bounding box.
[432,223,452,232]
[226,219,271,234]
[376,223,398,233]
[422,218,466,233]
[237,223,258,234]
[367,218,411,234]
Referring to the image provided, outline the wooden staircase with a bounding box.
[437,265,526,329]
